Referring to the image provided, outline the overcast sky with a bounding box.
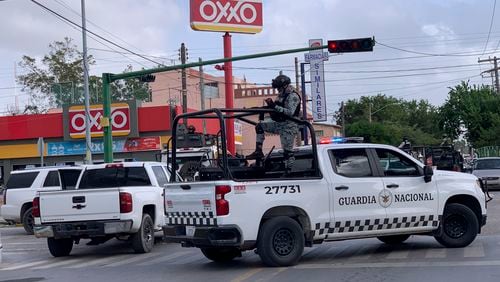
[1,0,499,120]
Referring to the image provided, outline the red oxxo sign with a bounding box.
[68,103,130,138]
[190,0,263,34]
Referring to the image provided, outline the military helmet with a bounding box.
[271,74,291,89]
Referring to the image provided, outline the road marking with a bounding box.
[385,250,410,259]
[33,258,87,270]
[66,255,131,268]
[231,268,263,282]
[137,251,190,265]
[295,260,500,269]
[1,259,53,271]
[424,248,447,259]
[103,252,160,267]
[464,244,485,258]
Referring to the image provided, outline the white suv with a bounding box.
[1,167,79,234]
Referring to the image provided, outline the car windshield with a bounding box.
[475,159,500,170]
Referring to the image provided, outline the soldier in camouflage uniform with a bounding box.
[246,74,301,174]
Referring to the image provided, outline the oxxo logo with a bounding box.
[190,0,263,34]
[68,104,131,138]
[199,0,257,24]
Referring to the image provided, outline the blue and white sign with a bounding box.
[48,140,126,156]
[307,39,328,121]
[304,52,329,63]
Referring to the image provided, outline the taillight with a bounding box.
[32,197,40,218]
[215,185,231,216]
[120,192,133,213]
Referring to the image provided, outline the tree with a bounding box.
[439,81,500,147]
[17,38,151,111]
[335,94,442,146]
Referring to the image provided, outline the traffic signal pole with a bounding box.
[223,33,235,155]
[102,44,328,163]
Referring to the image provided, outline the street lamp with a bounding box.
[369,102,400,123]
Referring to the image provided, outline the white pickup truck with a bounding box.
[163,109,487,267]
[34,162,173,257]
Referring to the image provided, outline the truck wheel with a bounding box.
[131,213,155,253]
[22,207,34,235]
[47,238,73,257]
[434,203,479,248]
[201,247,241,262]
[257,216,304,267]
[377,234,411,244]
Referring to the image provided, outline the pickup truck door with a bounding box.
[326,148,387,239]
[372,148,439,232]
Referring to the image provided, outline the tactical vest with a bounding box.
[270,90,301,122]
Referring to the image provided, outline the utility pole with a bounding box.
[294,57,301,146]
[81,0,92,164]
[478,56,500,94]
[180,43,188,124]
[341,102,346,137]
[368,102,372,123]
[199,58,207,135]
[14,61,18,113]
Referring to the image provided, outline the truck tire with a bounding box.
[22,207,34,235]
[200,247,241,262]
[47,238,73,257]
[257,216,304,267]
[434,203,479,248]
[131,213,155,253]
[377,234,411,244]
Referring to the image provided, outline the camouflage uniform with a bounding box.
[256,85,301,170]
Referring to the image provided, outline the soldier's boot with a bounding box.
[282,150,295,177]
[246,142,264,160]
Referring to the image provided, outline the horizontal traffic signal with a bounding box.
[328,37,374,53]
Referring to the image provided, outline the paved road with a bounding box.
[0,192,499,282]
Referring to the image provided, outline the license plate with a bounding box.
[185,226,195,237]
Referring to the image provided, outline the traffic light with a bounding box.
[139,74,156,82]
[327,37,374,53]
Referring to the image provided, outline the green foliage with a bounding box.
[439,82,500,147]
[336,94,442,146]
[17,38,151,110]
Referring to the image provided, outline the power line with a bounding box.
[30,0,162,66]
[375,40,500,57]
[483,0,497,55]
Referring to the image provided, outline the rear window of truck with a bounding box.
[78,167,151,189]
[6,172,39,189]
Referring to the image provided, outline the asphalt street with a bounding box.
[0,192,499,282]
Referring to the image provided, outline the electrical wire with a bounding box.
[483,0,497,55]
[30,0,162,66]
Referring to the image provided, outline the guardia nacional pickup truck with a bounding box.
[163,108,487,267]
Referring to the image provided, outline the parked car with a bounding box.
[0,166,81,234]
[472,157,500,190]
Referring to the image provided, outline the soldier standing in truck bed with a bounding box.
[246,74,301,175]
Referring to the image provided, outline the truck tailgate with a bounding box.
[164,182,217,225]
[39,188,120,223]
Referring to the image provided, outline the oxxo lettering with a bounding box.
[199,1,258,24]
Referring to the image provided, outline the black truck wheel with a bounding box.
[257,216,304,267]
[434,203,478,248]
[131,213,155,253]
[201,247,241,262]
[47,238,73,257]
[22,207,34,235]
[377,234,411,244]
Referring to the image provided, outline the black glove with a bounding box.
[265,98,276,108]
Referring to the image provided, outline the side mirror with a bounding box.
[423,165,433,183]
